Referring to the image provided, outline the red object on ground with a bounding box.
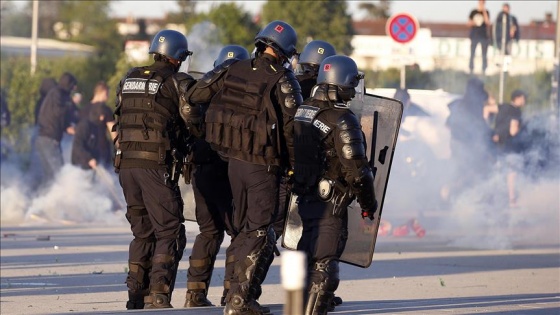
[378,220,392,236]
[392,224,409,236]
[409,219,426,238]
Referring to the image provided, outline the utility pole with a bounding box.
[30,0,39,76]
[498,15,506,104]
[553,0,560,114]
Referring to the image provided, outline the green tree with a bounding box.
[0,1,32,37]
[358,0,391,20]
[261,0,354,55]
[42,1,123,102]
[167,0,198,24]
[203,2,260,50]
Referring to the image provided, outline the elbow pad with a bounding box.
[338,112,366,160]
[278,71,303,109]
[199,58,237,88]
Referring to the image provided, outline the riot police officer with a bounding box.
[183,20,303,315]
[114,29,195,309]
[292,55,377,315]
[259,39,338,308]
[182,45,250,308]
[296,40,337,99]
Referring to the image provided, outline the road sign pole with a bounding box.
[386,12,419,91]
[400,62,406,89]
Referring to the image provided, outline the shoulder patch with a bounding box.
[121,78,161,95]
[295,105,319,123]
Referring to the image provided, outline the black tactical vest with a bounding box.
[293,102,332,191]
[204,59,285,166]
[117,67,176,164]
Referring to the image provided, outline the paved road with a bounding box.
[1,221,559,315]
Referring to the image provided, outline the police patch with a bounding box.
[121,78,161,95]
[295,105,319,123]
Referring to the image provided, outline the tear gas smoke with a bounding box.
[381,88,559,249]
[0,20,225,228]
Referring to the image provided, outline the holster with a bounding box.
[182,153,194,185]
[113,149,122,173]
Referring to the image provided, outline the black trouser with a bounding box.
[188,159,234,289]
[297,198,348,271]
[469,37,489,73]
[225,159,280,303]
[297,198,348,315]
[119,168,186,296]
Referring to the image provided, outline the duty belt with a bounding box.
[122,151,164,162]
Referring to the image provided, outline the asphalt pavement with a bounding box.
[1,219,559,315]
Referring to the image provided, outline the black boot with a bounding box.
[221,288,229,306]
[125,290,146,310]
[184,289,214,307]
[223,294,269,315]
[328,295,343,311]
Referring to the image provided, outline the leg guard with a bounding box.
[126,260,151,309]
[146,225,186,308]
[221,254,235,306]
[187,231,224,288]
[239,227,275,302]
[224,227,275,315]
[304,259,340,315]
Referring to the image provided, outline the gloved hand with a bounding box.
[361,199,378,220]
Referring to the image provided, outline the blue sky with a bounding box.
[108,0,557,25]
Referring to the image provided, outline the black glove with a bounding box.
[361,199,378,220]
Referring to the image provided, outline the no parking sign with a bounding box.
[386,13,419,44]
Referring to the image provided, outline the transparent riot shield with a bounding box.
[281,93,403,268]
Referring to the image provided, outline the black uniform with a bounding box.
[185,53,302,312]
[114,60,194,309]
[71,105,107,169]
[292,84,376,315]
[79,102,115,166]
[185,136,235,307]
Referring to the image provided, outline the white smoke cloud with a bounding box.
[185,21,225,74]
[1,137,127,227]
[378,89,560,249]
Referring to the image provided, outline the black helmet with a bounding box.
[298,40,336,66]
[149,29,192,61]
[214,45,250,67]
[317,55,362,88]
[255,20,297,59]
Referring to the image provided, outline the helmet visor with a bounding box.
[354,71,365,102]
[177,54,193,74]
